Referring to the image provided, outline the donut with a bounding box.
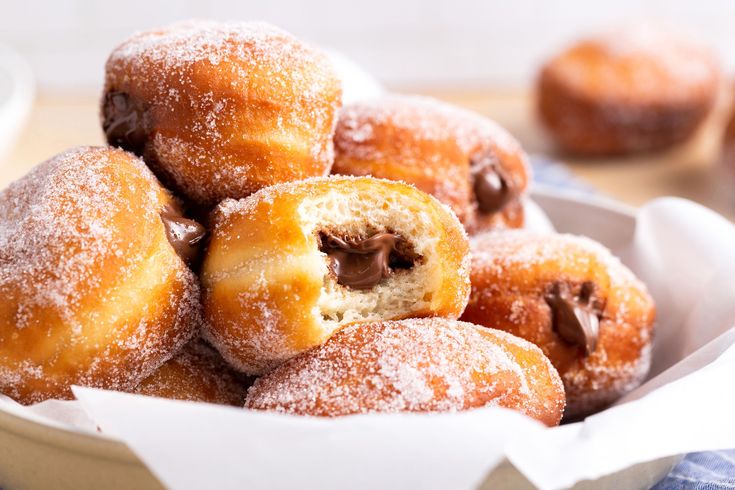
[537,23,721,155]
[134,339,247,406]
[102,20,342,208]
[332,95,530,233]
[460,231,655,419]
[0,146,202,404]
[245,318,565,426]
[202,176,471,375]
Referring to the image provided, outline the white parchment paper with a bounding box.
[7,194,735,490]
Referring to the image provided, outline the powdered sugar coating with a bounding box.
[471,231,627,283]
[210,174,468,231]
[0,146,201,404]
[544,22,720,105]
[245,318,565,425]
[463,230,655,419]
[135,338,247,406]
[333,95,529,232]
[337,95,524,159]
[104,20,342,206]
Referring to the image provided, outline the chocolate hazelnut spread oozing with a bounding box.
[160,206,207,265]
[544,281,602,355]
[102,91,148,155]
[471,154,516,214]
[319,232,416,289]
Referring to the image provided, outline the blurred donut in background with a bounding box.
[537,22,721,156]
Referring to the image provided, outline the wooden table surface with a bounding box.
[3,89,734,221]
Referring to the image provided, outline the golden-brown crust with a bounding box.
[201,176,471,375]
[537,24,721,155]
[102,20,342,208]
[332,95,529,233]
[134,339,248,406]
[0,146,201,404]
[460,231,655,419]
[245,318,565,426]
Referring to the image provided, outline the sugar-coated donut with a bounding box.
[461,231,655,419]
[0,146,202,404]
[245,318,565,426]
[134,339,247,406]
[538,23,721,155]
[333,95,529,233]
[202,176,471,376]
[102,20,342,208]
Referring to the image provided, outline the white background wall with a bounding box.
[3,0,735,92]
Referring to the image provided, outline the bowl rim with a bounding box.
[531,182,637,219]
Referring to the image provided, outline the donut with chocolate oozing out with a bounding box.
[201,176,471,376]
[102,20,342,208]
[0,146,203,404]
[245,318,566,426]
[537,22,721,156]
[134,339,249,406]
[460,230,656,419]
[332,95,530,234]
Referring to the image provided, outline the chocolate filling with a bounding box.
[544,281,601,356]
[471,154,516,214]
[318,231,416,290]
[160,206,207,265]
[102,91,148,155]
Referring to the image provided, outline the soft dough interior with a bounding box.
[298,190,444,334]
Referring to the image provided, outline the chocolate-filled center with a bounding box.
[319,232,415,290]
[471,155,515,214]
[102,91,148,155]
[160,206,207,265]
[544,281,601,356]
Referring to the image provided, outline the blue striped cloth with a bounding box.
[530,156,735,490]
[651,451,735,489]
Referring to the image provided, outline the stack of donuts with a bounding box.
[0,20,656,425]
